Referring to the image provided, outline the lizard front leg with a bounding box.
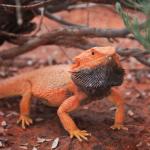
[108,88,127,130]
[57,94,91,142]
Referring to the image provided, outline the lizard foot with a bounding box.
[69,129,91,142]
[17,115,33,129]
[111,124,128,131]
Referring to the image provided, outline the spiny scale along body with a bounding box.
[0,47,126,141]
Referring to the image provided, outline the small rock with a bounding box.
[125,91,132,96]
[1,121,7,127]
[19,146,28,150]
[109,106,116,111]
[35,118,44,122]
[0,111,4,116]
[51,137,59,149]
[127,110,134,117]
[142,91,146,96]
[83,106,89,110]
[136,141,142,147]
[147,142,150,147]
[126,74,132,81]
[0,141,3,147]
[32,147,38,150]
[27,60,34,66]
[0,71,6,77]
[20,143,28,146]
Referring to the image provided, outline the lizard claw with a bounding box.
[69,129,91,142]
[111,124,128,131]
[17,115,33,129]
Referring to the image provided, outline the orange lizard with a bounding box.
[0,47,125,141]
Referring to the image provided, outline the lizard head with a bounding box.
[70,47,125,97]
[70,46,121,72]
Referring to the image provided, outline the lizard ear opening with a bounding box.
[69,58,81,73]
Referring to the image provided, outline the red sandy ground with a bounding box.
[0,5,150,150]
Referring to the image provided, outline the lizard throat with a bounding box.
[71,59,125,98]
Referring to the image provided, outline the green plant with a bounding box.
[116,0,150,52]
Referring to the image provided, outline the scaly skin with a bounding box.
[0,47,126,141]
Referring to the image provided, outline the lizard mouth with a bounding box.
[71,59,125,97]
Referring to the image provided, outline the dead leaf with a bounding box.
[19,146,28,150]
[51,137,59,149]
[127,110,134,117]
[35,118,44,122]
[6,111,19,117]
[45,138,52,142]
[37,137,46,143]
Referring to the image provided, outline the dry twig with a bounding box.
[0,0,53,10]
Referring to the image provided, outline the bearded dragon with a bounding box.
[0,47,125,141]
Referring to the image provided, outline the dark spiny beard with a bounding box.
[71,59,125,98]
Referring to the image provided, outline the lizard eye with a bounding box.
[91,51,95,55]
[90,48,97,56]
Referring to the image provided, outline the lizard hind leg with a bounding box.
[17,81,33,129]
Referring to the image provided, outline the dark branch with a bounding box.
[0,26,130,59]
[0,0,140,12]
[0,29,149,67]
[1,25,149,66]
[45,11,84,27]
[116,48,150,67]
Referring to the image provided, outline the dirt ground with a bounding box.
[0,5,150,150]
